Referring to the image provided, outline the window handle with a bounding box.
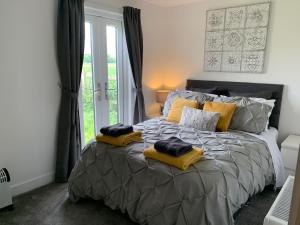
[94,82,102,101]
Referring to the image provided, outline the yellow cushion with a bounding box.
[144,145,204,170]
[96,131,143,146]
[203,102,236,132]
[167,97,198,122]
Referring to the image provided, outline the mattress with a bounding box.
[68,118,280,225]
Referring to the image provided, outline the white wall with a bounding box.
[144,0,300,141]
[0,0,166,196]
[135,1,170,115]
[0,0,60,196]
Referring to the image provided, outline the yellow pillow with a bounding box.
[203,102,236,132]
[167,97,198,123]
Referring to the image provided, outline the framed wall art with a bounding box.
[204,2,271,73]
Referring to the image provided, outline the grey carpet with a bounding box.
[0,183,278,225]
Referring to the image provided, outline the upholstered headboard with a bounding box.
[186,79,284,129]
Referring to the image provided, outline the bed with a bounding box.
[68,80,285,225]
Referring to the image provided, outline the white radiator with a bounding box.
[264,176,294,225]
[0,168,12,209]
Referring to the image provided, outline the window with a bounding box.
[79,8,134,145]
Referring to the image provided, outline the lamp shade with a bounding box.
[156,90,170,104]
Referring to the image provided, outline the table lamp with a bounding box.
[156,90,170,113]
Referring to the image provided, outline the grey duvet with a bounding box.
[68,118,275,225]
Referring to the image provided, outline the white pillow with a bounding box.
[179,106,220,132]
[250,98,276,107]
[250,98,276,130]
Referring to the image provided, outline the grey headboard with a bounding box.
[186,79,284,129]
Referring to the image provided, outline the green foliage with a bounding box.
[81,62,118,144]
[81,72,94,144]
[107,55,116,64]
[83,54,92,63]
[107,63,118,125]
[84,53,116,64]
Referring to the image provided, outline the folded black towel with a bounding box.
[100,123,133,137]
[154,137,193,157]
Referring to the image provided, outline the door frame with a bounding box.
[79,7,134,145]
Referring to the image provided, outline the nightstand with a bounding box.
[281,135,300,176]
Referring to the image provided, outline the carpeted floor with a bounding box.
[0,183,278,225]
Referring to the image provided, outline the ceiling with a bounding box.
[141,0,206,7]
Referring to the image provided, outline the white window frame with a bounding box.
[79,6,134,145]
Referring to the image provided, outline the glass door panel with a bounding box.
[80,16,124,145]
[106,25,118,125]
[81,22,95,145]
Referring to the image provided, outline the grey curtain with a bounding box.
[55,0,85,183]
[123,7,146,124]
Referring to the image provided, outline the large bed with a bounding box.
[68,80,285,225]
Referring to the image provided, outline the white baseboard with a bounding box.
[10,172,55,197]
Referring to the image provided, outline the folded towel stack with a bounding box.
[96,123,143,146]
[96,131,142,146]
[144,137,204,170]
[144,145,204,170]
[154,137,193,156]
[100,123,133,137]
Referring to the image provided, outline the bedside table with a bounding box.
[281,135,300,176]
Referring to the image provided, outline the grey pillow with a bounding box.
[214,96,272,134]
[179,106,220,132]
[163,90,214,117]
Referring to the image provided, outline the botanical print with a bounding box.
[241,51,265,73]
[246,3,270,28]
[244,28,267,51]
[205,31,224,51]
[206,9,226,31]
[204,52,222,71]
[223,30,244,51]
[204,2,270,73]
[225,6,247,29]
[222,52,242,72]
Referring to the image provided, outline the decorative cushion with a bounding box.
[179,106,220,131]
[167,97,198,123]
[163,90,214,117]
[250,98,276,130]
[203,102,236,132]
[250,97,276,108]
[214,96,273,134]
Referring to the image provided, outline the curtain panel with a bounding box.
[55,0,85,182]
[123,7,146,124]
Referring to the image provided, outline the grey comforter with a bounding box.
[68,118,275,225]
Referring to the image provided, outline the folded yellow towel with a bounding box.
[96,131,143,147]
[144,145,204,170]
